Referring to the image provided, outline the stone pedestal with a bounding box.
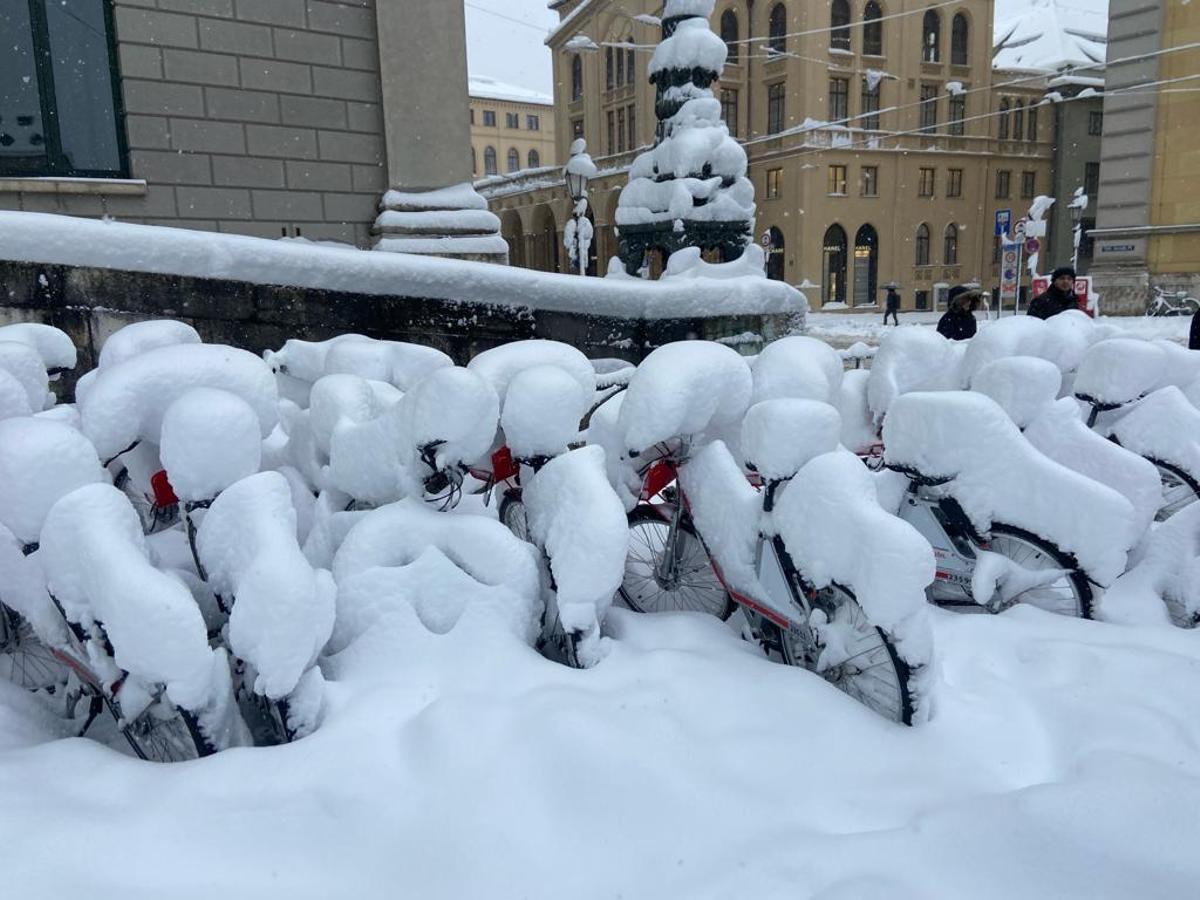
[372,0,506,262]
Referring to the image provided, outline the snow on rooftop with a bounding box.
[468,76,553,107]
[0,213,805,322]
[993,0,1108,74]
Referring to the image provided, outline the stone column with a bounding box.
[372,0,507,262]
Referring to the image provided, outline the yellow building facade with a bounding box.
[484,0,1053,311]
[469,77,557,180]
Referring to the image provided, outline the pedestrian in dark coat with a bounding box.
[1190,307,1199,350]
[936,285,980,341]
[883,286,900,326]
[1028,266,1079,320]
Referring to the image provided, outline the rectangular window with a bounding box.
[572,118,584,139]
[828,164,847,195]
[721,88,739,137]
[861,165,878,196]
[860,81,880,130]
[615,46,625,87]
[1088,110,1103,136]
[607,110,615,154]
[919,84,938,133]
[470,109,475,125]
[1027,107,1038,142]
[766,167,782,199]
[999,104,1010,140]
[627,104,637,148]
[915,290,929,311]
[1,0,127,178]
[947,168,963,197]
[606,47,615,90]
[506,112,519,129]
[919,167,935,197]
[829,77,849,123]
[767,82,785,134]
[617,106,626,152]
[527,114,540,131]
[1084,161,1100,198]
[1021,171,1036,199]
[627,48,635,86]
[996,169,1011,199]
[949,94,965,135]
[482,110,496,127]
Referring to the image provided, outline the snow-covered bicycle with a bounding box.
[1147,286,1199,317]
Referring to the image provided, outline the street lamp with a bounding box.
[563,138,597,276]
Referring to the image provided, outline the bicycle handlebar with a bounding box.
[885,463,954,487]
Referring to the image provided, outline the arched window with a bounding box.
[766,226,785,280]
[484,146,497,176]
[1012,101,1024,143]
[951,14,969,65]
[943,223,959,265]
[922,11,941,63]
[863,1,883,56]
[831,0,851,51]
[768,3,788,54]
[471,146,477,176]
[507,148,519,172]
[528,149,540,168]
[915,223,931,266]
[571,55,583,101]
[721,10,740,63]
[853,225,879,307]
[822,224,848,305]
[998,98,1010,139]
[1027,106,1038,142]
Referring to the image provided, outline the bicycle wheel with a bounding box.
[0,603,67,691]
[618,506,735,620]
[119,697,214,762]
[1150,459,1200,522]
[779,584,916,726]
[499,490,531,543]
[986,524,1094,619]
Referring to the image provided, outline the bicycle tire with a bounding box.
[777,583,918,726]
[618,505,736,620]
[986,523,1094,619]
[118,697,215,762]
[499,490,531,544]
[1148,459,1200,522]
[0,603,68,691]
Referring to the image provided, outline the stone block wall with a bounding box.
[0,0,386,246]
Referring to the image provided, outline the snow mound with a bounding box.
[0,341,51,412]
[660,244,768,281]
[1108,387,1200,486]
[970,356,1060,429]
[1074,339,1168,405]
[80,343,278,461]
[39,483,218,713]
[160,388,263,502]
[265,334,452,392]
[0,323,77,372]
[525,446,629,666]
[884,391,1137,584]
[467,340,595,410]
[867,328,963,420]
[308,374,385,459]
[741,399,841,482]
[772,449,935,709]
[0,369,33,421]
[502,365,590,460]
[618,341,752,453]
[98,320,201,369]
[584,391,642,511]
[0,417,106,545]
[751,335,843,406]
[1102,503,1200,626]
[197,472,336,704]
[838,369,878,454]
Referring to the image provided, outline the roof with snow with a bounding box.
[468,76,553,106]
[992,0,1108,75]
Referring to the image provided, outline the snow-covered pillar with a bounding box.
[371,1,507,262]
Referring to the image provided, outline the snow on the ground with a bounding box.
[805,310,1194,351]
[1,604,1198,898]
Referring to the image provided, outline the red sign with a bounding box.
[1030,275,1095,317]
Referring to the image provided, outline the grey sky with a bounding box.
[464,0,560,96]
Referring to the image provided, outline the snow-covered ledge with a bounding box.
[371,183,508,264]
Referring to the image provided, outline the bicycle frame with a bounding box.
[892,481,987,606]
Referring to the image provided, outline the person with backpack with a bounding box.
[936,285,980,341]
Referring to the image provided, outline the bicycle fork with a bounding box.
[654,504,688,589]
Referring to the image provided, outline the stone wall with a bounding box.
[0,259,791,398]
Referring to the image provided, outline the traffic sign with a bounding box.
[1013,220,1027,239]
[995,209,1012,237]
[1025,238,1041,255]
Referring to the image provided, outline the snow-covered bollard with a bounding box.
[197,471,336,741]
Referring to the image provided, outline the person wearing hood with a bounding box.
[1029,266,1079,319]
[936,285,980,340]
[883,284,900,325]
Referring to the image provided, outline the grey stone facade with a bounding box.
[1046,88,1103,274]
[0,0,386,247]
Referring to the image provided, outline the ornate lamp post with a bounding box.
[563,139,597,276]
[1069,187,1089,273]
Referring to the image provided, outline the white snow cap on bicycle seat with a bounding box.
[467,340,595,411]
[0,323,77,372]
[160,387,262,503]
[502,365,589,460]
[400,366,500,471]
[750,335,843,407]
[1073,339,1168,406]
[0,341,50,413]
[619,341,752,454]
[741,399,841,482]
[308,374,385,458]
[970,357,1061,430]
[98,320,201,369]
[0,417,106,545]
